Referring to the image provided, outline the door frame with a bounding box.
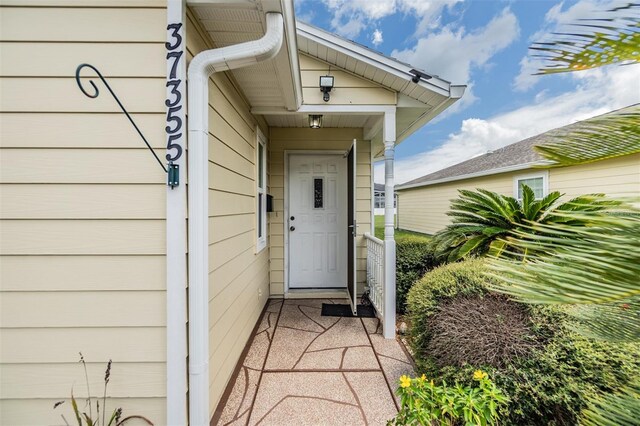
[283,150,349,296]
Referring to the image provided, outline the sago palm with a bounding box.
[430,186,615,262]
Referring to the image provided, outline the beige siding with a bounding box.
[185,12,271,417]
[549,154,640,199]
[397,173,517,235]
[0,2,168,425]
[300,54,396,105]
[268,128,372,296]
[397,154,640,234]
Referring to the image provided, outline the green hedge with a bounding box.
[406,259,640,425]
[395,235,438,314]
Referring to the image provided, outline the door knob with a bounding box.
[289,226,295,231]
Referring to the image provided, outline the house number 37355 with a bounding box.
[166,23,184,162]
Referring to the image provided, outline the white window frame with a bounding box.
[256,127,268,253]
[513,171,549,201]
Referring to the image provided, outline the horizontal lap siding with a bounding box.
[397,173,514,235]
[268,128,372,296]
[185,12,270,417]
[397,154,640,235]
[299,54,396,105]
[549,154,640,199]
[0,4,168,425]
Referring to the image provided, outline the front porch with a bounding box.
[212,298,415,425]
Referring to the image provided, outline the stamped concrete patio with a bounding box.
[212,298,415,425]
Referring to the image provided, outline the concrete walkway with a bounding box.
[213,298,415,426]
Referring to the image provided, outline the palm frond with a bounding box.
[534,106,640,166]
[431,188,616,262]
[532,3,640,74]
[568,300,640,342]
[488,205,640,305]
[582,384,640,426]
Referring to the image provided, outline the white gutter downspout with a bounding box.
[187,12,284,426]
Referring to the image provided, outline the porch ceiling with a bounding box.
[188,0,300,111]
[265,113,369,128]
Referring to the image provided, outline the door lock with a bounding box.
[290,216,295,221]
[289,226,295,231]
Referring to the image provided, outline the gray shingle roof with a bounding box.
[397,104,638,189]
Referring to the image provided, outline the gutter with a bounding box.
[187,12,284,425]
[396,161,548,191]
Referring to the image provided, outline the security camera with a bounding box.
[409,69,432,83]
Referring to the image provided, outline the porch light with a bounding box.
[309,114,323,129]
[319,75,334,102]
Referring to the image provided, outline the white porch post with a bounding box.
[383,110,396,339]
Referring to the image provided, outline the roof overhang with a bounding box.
[188,2,466,155]
[395,161,551,191]
[187,0,302,111]
[271,21,465,157]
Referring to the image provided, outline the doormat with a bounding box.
[321,303,376,318]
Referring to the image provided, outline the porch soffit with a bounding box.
[188,0,299,111]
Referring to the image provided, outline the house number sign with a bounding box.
[166,22,184,187]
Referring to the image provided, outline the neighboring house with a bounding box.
[0,1,464,425]
[395,105,640,235]
[373,183,397,215]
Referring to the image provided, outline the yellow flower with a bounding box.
[473,370,488,380]
[400,375,412,388]
[420,374,427,382]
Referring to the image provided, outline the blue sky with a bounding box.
[294,0,640,184]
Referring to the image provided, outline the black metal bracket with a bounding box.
[75,63,179,188]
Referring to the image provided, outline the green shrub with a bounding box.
[395,235,439,313]
[389,370,507,426]
[406,260,640,425]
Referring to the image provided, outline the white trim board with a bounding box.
[252,104,396,115]
[165,1,188,425]
[513,170,549,200]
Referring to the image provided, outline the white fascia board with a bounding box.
[296,22,452,98]
[282,0,303,110]
[262,0,302,110]
[395,162,545,191]
[187,0,255,5]
[251,104,395,115]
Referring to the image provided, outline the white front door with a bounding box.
[288,154,347,288]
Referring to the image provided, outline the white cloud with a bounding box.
[513,56,542,92]
[391,8,520,85]
[372,29,383,46]
[512,0,636,92]
[321,0,462,38]
[376,64,640,184]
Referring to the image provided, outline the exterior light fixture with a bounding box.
[309,114,323,129]
[319,75,334,102]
